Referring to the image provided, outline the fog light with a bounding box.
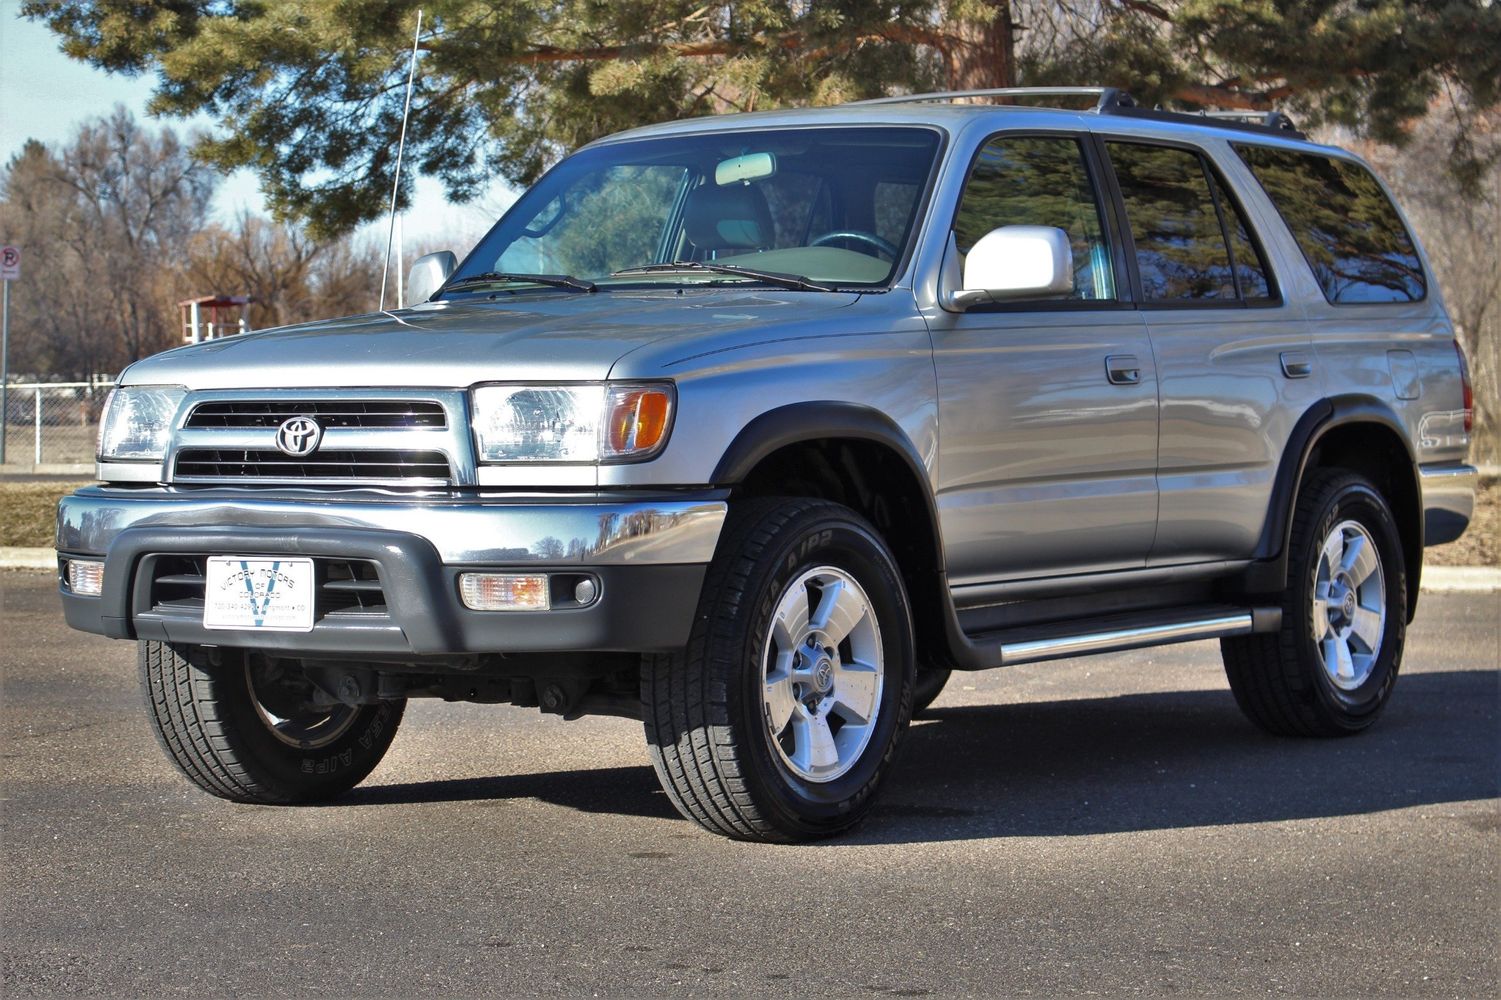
[67,559,105,596]
[574,578,598,605]
[459,573,550,611]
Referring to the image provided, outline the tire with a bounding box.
[139,641,405,803]
[643,497,915,842]
[1221,469,1407,736]
[912,666,952,714]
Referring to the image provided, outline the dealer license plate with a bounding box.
[203,557,316,632]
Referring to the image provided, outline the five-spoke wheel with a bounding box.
[1311,520,1387,691]
[643,498,914,841]
[762,567,885,783]
[1222,470,1406,736]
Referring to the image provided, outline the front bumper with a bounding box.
[56,486,726,657]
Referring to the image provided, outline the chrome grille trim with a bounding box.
[185,399,447,429]
[173,449,452,484]
[165,389,475,487]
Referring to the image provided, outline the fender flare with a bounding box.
[712,401,945,574]
[1247,394,1423,608]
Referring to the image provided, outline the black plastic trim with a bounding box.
[1242,395,1422,603]
[58,526,704,656]
[714,403,931,495]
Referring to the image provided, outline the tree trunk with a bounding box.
[949,2,1015,91]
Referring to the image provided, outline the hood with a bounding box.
[123,288,861,390]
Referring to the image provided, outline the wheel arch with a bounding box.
[1250,395,1423,619]
[712,402,956,666]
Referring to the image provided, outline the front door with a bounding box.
[928,133,1159,595]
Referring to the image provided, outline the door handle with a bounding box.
[1280,351,1313,379]
[1105,355,1142,386]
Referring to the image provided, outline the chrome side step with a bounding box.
[1001,610,1263,666]
[949,604,1282,670]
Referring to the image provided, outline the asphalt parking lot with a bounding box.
[2,570,1496,997]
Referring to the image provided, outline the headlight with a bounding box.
[97,386,187,462]
[471,383,674,463]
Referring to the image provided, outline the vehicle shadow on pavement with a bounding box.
[336,669,1496,842]
[846,667,1499,845]
[342,762,681,820]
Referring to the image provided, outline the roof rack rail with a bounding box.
[846,85,1306,138]
[848,86,1137,114]
[1198,110,1303,133]
[1101,103,1306,139]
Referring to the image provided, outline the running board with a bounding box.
[946,603,1282,670]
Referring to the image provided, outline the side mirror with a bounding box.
[946,226,1073,310]
[406,250,457,306]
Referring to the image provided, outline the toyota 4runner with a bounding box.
[57,87,1478,842]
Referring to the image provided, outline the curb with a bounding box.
[0,548,55,570]
[1421,566,1501,593]
[4,548,1495,590]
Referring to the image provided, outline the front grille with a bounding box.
[147,556,387,618]
[174,448,452,483]
[184,399,447,429]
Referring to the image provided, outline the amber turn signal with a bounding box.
[603,386,673,459]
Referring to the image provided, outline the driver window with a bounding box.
[953,135,1115,301]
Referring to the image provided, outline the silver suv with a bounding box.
[58,87,1478,842]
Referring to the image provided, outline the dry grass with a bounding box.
[0,483,89,548]
[2,477,1497,566]
[1426,475,1500,567]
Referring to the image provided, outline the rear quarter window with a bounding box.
[1233,145,1425,304]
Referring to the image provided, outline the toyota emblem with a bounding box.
[274,416,323,457]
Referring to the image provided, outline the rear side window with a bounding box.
[1233,145,1425,304]
[1106,141,1274,304]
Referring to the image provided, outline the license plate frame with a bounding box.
[203,557,316,632]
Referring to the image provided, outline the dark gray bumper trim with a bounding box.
[60,524,705,656]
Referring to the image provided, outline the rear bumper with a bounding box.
[1420,463,1478,547]
[56,486,725,657]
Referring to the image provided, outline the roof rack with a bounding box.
[846,85,1305,138]
[1199,110,1303,134]
[848,86,1137,114]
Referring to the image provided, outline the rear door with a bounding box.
[928,132,1159,592]
[1097,136,1320,564]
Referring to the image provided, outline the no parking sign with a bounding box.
[0,246,19,281]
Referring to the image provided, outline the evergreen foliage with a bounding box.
[21,2,1501,236]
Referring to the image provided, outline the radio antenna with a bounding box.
[379,8,423,313]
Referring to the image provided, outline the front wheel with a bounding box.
[643,498,915,841]
[1221,470,1407,736]
[139,641,404,803]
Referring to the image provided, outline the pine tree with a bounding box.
[24,1,1501,236]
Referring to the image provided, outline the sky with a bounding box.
[0,1,508,255]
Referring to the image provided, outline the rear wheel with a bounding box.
[1221,470,1407,736]
[139,641,404,803]
[643,498,915,841]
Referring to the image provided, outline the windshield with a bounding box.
[444,126,942,294]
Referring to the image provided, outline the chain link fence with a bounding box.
[1,382,116,469]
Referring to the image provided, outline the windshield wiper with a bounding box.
[444,271,598,293]
[611,261,833,292]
